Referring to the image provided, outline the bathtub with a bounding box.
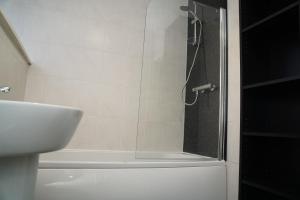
[35,150,226,200]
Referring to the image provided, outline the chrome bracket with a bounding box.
[192,83,216,94]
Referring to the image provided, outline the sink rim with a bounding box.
[0,99,83,158]
[0,100,83,112]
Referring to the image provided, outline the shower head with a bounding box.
[179,5,200,21]
[180,3,202,46]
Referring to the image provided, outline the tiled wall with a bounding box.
[137,0,187,152]
[0,0,147,150]
[0,20,28,101]
[0,0,187,152]
[227,0,241,199]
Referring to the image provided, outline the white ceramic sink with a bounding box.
[0,100,83,200]
[0,100,83,157]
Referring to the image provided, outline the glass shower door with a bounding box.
[136,0,227,160]
[136,0,188,155]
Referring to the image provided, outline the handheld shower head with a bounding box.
[180,2,202,46]
[179,5,200,21]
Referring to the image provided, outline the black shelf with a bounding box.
[243,75,300,89]
[242,5,300,85]
[242,180,297,200]
[241,137,300,199]
[242,2,300,32]
[243,79,300,133]
[241,184,289,200]
[241,0,299,28]
[243,131,300,139]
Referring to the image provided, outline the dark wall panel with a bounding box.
[183,2,221,158]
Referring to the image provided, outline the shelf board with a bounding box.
[242,180,298,200]
[242,2,300,33]
[243,132,300,139]
[243,75,300,89]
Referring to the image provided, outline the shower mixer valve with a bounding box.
[192,83,216,94]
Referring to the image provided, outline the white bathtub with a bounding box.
[35,150,226,200]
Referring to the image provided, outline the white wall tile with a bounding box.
[137,121,184,151]
[67,115,99,148]
[227,162,239,200]
[141,60,186,91]
[227,0,240,163]
[227,0,241,124]
[93,84,140,120]
[227,121,240,164]
[68,116,138,150]
[0,24,28,101]
[227,0,241,198]
[43,77,81,108]
[139,96,185,123]
[24,71,45,102]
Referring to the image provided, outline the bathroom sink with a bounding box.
[0,100,82,200]
[0,100,83,157]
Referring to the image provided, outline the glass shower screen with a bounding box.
[136,0,227,160]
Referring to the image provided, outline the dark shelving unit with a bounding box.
[239,0,300,199]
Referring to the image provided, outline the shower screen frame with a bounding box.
[193,3,227,161]
[218,7,227,161]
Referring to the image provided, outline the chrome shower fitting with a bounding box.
[0,86,11,93]
[192,83,216,94]
[180,1,200,46]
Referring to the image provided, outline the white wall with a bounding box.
[0,0,147,150]
[137,0,187,152]
[0,0,187,152]
[0,18,28,101]
[226,0,241,199]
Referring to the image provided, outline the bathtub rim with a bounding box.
[38,150,225,169]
